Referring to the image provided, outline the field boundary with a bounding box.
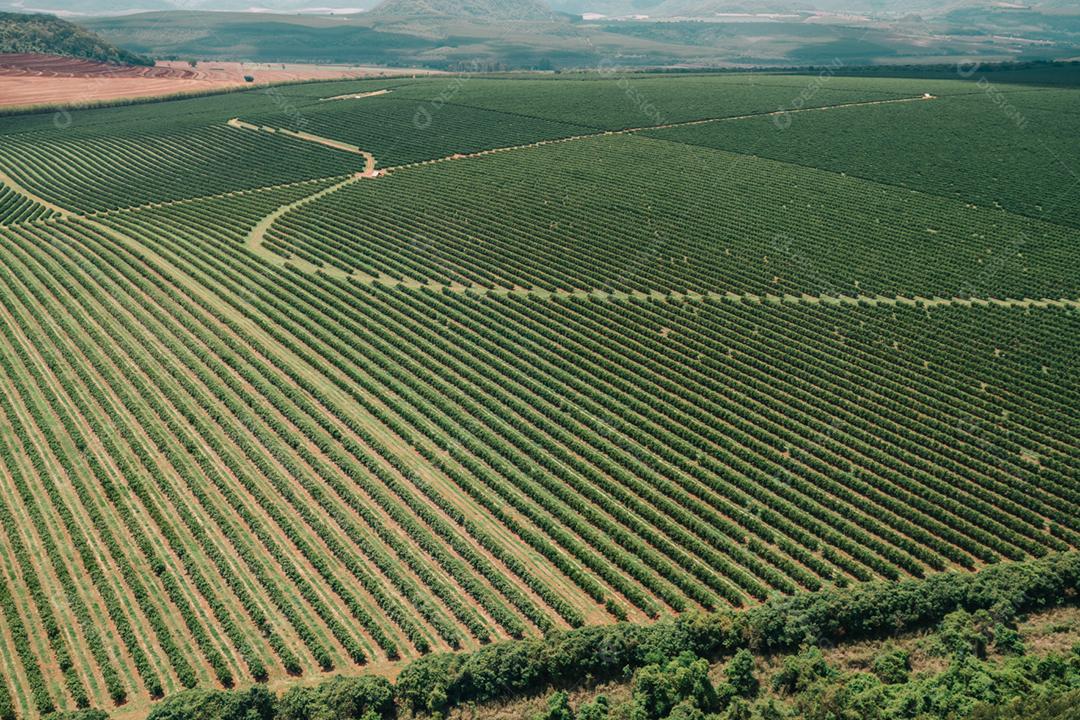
[342,281,1080,309]
[247,265,1080,309]
[245,175,368,262]
[0,169,71,218]
[319,89,393,102]
[227,119,379,177]
[382,94,937,173]
[234,93,938,273]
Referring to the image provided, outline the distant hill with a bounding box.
[368,0,556,20]
[82,6,1076,69]
[0,11,152,65]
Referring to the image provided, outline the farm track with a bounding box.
[245,176,366,266]
[0,170,69,218]
[319,89,393,102]
[246,267,1080,310]
[383,94,938,172]
[97,202,665,626]
[232,94,937,262]
[74,213,597,651]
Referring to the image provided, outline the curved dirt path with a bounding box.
[319,89,393,102]
[227,119,378,177]
[233,90,1078,312]
[237,93,939,264]
[228,118,381,269]
[243,174,365,272]
[0,169,71,219]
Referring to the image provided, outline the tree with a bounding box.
[725,650,759,697]
[535,691,575,720]
[277,676,394,720]
[631,653,719,720]
[871,646,910,685]
[772,647,833,695]
[578,695,610,720]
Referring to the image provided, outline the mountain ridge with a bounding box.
[0,11,152,64]
[367,0,557,20]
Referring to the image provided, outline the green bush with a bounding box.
[724,650,758,698]
[146,688,275,720]
[535,691,576,720]
[932,610,993,660]
[397,552,1079,713]
[578,696,610,720]
[970,688,1080,720]
[631,653,719,720]
[871,646,911,685]
[42,712,110,720]
[772,647,833,696]
[993,624,1026,656]
[277,676,394,720]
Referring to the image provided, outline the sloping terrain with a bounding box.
[368,0,556,18]
[0,72,1075,720]
[0,53,193,78]
[0,11,150,65]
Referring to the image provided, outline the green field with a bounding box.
[0,71,1076,720]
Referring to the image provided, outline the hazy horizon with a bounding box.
[9,0,1078,18]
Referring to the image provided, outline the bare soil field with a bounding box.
[0,54,436,110]
[0,54,201,78]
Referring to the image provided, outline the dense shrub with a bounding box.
[723,650,758,698]
[146,688,275,720]
[277,677,394,720]
[631,653,719,720]
[398,552,1080,713]
[971,689,1080,720]
[534,692,575,720]
[771,647,833,696]
[41,712,110,720]
[870,646,910,685]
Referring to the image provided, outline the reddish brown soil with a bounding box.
[0,54,236,109]
[0,54,435,110]
[0,53,201,79]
